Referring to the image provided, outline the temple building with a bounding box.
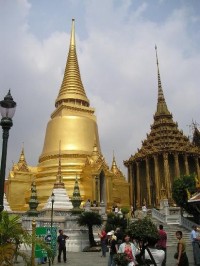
[6,19,129,211]
[124,47,200,209]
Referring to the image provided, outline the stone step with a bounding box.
[151,217,191,246]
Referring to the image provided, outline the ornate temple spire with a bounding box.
[155,45,170,117]
[43,142,73,210]
[124,47,197,164]
[27,182,39,217]
[111,151,118,174]
[18,146,26,164]
[111,152,125,179]
[54,141,65,189]
[17,146,29,172]
[55,19,90,108]
[71,175,82,211]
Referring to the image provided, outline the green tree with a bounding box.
[0,211,53,265]
[105,212,127,233]
[77,211,102,247]
[172,174,199,221]
[128,217,159,242]
[0,211,31,265]
[121,207,129,217]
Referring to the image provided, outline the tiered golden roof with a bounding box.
[124,46,200,208]
[125,47,199,163]
[6,148,37,211]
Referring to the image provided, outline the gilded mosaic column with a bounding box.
[163,153,171,198]
[153,155,160,204]
[129,164,133,205]
[145,158,151,206]
[195,157,200,181]
[184,155,189,175]
[136,162,141,207]
[95,175,99,203]
[174,153,180,178]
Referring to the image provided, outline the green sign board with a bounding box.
[35,227,57,258]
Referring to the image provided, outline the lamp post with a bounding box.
[31,219,36,266]
[49,192,55,266]
[0,90,16,212]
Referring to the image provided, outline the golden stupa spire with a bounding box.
[111,151,117,172]
[55,19,89,108]
[155,45,170,116]
[111,151,120,175]
[18,146,26,164]
[17,144,29,172]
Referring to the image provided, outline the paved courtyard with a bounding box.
[17,245,195,266]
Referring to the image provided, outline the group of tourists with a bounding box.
[98,225,166,266]
[46,223,200,265]
[98,223,200,266]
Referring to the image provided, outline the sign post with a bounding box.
[35,227,57,260]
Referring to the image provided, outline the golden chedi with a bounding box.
[6,19,130,211]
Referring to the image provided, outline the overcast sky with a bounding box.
[0,0,200,176]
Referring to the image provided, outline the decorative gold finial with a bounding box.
[70,18,75,46]
[55,19,89,107]
[155,45,162,93]
[154,45,170,116]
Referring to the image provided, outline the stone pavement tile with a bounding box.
[16,245,195,266]
[60,252,107,266]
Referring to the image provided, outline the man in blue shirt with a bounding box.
[191,225,200,265]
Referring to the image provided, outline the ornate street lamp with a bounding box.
[0,90,16,212]
[50,192,55,228]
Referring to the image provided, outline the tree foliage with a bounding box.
[113,253,130,266]
[0,211,32,265]
[172,174,198,218]
[77,211,102,247]
[0,211,54,265]
[128,217,159,242]
[121,207,129,216]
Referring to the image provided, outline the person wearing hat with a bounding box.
[107,231,118,266]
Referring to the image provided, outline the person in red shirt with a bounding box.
[157,224,167,266]
[98,227,107,257]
